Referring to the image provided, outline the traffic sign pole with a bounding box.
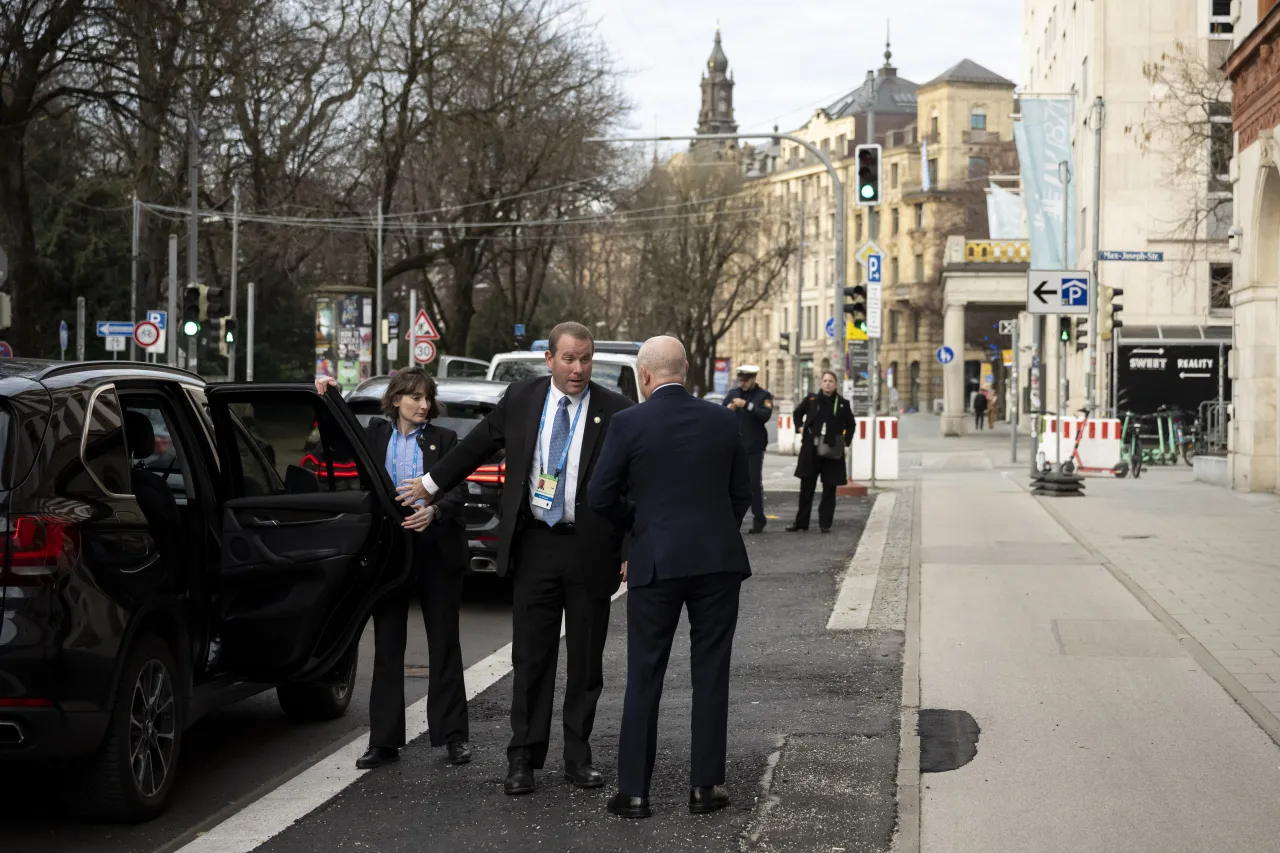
[76,297,85,361]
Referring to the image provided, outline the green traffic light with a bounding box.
[225,332,235,344]
[183,320,200,336]
[860,185,875,199]
[1060,329,1070,342]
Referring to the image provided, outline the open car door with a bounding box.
[205,384,412,683]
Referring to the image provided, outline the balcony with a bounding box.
[964,240,1030,263]
[962,129,1001,144]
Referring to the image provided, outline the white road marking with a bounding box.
[178,587,627,853]
[826,493,896,631]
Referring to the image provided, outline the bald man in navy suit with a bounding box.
[588,335,752,819]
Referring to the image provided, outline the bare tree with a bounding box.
[616,162,796,390]
[1132,39,1233,302]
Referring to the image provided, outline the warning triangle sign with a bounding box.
[405,309,440,341]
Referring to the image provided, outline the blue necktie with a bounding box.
[544,396,571,526]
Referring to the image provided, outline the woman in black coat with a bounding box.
[786,371,856,533]
[317,367,472,770]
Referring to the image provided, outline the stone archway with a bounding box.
[1233,164,1280,492]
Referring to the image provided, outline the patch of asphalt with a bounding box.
[253,492,901,853]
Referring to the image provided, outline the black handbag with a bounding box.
[816,434,844,460]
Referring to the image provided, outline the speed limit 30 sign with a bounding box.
[413,339,437,365]
[134,321,161,348]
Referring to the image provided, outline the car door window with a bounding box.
[76,386,133,498]
[120,398,195,505]
[223,398,365,496]
[616,366,639,402]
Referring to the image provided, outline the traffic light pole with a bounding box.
[168,235,179,368]
[1087,97,1104,413]
[586,132,848,383]
[229,185,239,381]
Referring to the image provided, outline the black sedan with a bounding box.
[342,377,508,577]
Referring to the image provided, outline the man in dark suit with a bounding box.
[396,322,633,795]
[588,336,752,819]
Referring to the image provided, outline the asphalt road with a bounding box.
[252,492,902,853]
[0,578,516,853]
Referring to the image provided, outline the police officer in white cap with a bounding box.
[722,365,773,533]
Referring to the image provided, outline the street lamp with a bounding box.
[586,132,849,383]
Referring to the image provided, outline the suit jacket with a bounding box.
[793,391,855,483]
[588,384,752,589]
[426,375,634,597]
[364,417,469,573]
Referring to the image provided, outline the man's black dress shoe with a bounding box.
[564,760,604,789]
[504,758,535,795]
[820,527,831,534]
[446,738,472,765]
[784,524,806,532]
[748,524,766,535]
[689,785,731,814]
[607,792,652,819]
[355,747,399,770]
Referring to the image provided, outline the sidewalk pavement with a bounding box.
[906,415,1280,852]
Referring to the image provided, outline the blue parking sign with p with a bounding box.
[868,254,882,283]
[1061,278,1088,307]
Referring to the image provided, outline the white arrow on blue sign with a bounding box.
[96,321,136,337]
[936,346,955,365]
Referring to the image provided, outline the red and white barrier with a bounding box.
[1037,415,1122,472]
[776,414,799,455]
[849,417,900,481]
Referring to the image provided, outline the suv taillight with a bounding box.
[467,461,506,485]
[2,516,78,584]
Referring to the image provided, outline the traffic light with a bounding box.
[843,285,867,332]
[1075,318,1088,353]
[222,316,238,344]
[1099,285,1124,341]
[205,285,224,320]
[1059,316,1071,343]
[779,331,791,353]
[854,144,882,206]
[182,285,203,336]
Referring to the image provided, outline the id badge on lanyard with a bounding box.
[531,390,588,511]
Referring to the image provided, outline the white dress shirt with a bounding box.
[422,382,588,523]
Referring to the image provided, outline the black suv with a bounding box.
[342,376,507,577]
[0,361,412,822]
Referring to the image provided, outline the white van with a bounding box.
[486,350,644,402]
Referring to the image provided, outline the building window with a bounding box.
[928,158,938,187]
[970,111,987,131]
[855,214,863,240]
[836,134,847,156]
[930,114,939,138]
[892,208,900,235]
[968,157,989,179]
[891,163,900,188]
[1209,102,1232,194]
[912,311,922,342]
[889,311,900,343]
[914,253,924,282]
[915,203,925,229]
[1210,263,1233,310]
[828,213,835,239]
[891,256,900,284]
[1210,0,1233,36]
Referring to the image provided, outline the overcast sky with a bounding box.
[586,0,1023,149]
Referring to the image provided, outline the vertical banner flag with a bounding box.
[921,138,931,192]
[1013,98,1076,270]
[986,181,1028,239]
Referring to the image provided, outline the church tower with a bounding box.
[693,28,738,157]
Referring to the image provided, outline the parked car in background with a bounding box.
[486,350,643,402]
[530,339,642,356]
[434,355,490,379]
[343,376,508,576]
[0,361,413,822]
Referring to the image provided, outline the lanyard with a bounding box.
[537,387,589,477]
[391,428,422,479]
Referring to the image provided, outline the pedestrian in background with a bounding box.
[722,365,773,534]
[315,368,473,770]
[973,389,988,431]
[786,371,855,534]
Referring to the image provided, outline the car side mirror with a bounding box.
[285,464,320,494]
